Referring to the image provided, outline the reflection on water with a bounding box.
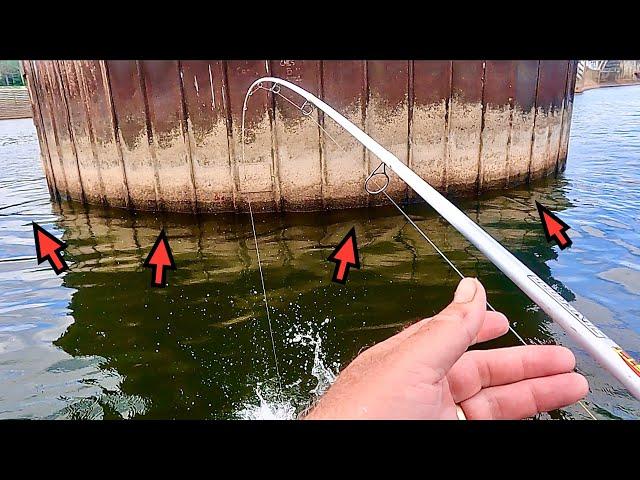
[1,85,640,420]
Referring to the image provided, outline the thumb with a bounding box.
[401,277,487,380]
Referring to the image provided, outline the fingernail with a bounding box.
[454,278,477,303]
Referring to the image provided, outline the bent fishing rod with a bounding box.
[245,76,640,401]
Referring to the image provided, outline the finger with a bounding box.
[367,309,505,360]
[392,311,506,348]
[460,372,589,419]
[399,278,487,380]
[448,345,577,403]
[473,311,509,344]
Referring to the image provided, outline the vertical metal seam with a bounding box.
[504,62,516,186]
[267,60,283,212]
[177,60,199,213]
[476,60,487,194]
[542,63,555,177]
[560,60,578,173]
[42,61,71,199]
[102,60,132,210]
[42,61,70,198]
[527,61,541,183]
[554,60,572,175]
[41,60,69,201]
[136,60,162,211]
[27,61,59,199]
[443,61,454,190]
[55,60,87,204]
[318,60,327,210]
[363,60,370,207]
[220,61,238,212]
[75,61,107,206]
[407,60,414,202]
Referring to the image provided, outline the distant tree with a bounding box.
[0,60,24,86]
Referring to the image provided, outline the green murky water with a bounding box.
[1,85,640,419]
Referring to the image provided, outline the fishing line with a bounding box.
[239,81,350,394]
[378,185,528,344]
[250,81,532,344]
[241,88,283,393]
[243,79,598,419]
[368,175,597,420]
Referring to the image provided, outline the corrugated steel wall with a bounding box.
[23,60,577,213]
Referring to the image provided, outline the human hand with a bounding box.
[303,277,589,419]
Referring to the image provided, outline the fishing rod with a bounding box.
[245,76,640,401]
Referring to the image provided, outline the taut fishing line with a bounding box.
[241,77,609,419]
[374,187,597,420]
[241,90,283,394]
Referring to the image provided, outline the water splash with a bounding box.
[236,319,339,420]
[236,383,296,420]
[308,333,337,397]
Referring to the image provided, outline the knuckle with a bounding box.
[433,310,464,325]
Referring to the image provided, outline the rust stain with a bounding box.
[140,60,197,213]
[225,60,276,212]
[29,60,574,213]
[321,60,368,209]
[412,60,451,192]
[558,61,577,173]
[106,60,158,211]
[270,60,323,211]
[531,61,568,180]
[54,60,86,203]
[97,60,131,209]
[39,61,71,200]
[22,60,58,198]
[366,60,410,206]
[447,61,484,193]
[180,61,234,212]
[509,60,539,186]
[59,60,104,205]
[479,61,515,190]
[72,60,107,206]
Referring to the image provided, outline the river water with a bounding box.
[1,85,639,420]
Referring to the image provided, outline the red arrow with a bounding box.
[143,229,176,287]
[328,227,360,284]
[536,201,573,250]
[33,222,69,275]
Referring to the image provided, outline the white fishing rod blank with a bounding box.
[247,76,640,401]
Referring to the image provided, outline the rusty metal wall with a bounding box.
[23,60,577,213]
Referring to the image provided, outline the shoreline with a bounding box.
[575,79,640,94]
[0,86,32,120]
